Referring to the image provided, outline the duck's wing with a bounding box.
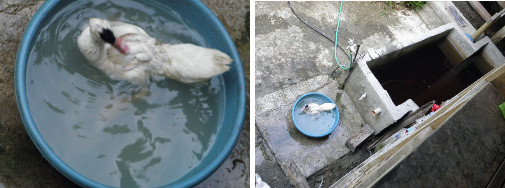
[163,43,232,83]
[110,21,148,36]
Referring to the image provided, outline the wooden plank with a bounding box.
[491,25,505,44]
[469,1,492,21]
[429,100,467,130]
[488,62,505,96]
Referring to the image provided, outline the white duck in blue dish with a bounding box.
[77,18,232,84]
[301,103,336,114]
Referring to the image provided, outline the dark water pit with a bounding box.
[370,42,485,106]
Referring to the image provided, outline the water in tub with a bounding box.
[25,1,224,187]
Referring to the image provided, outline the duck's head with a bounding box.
[88,18,129,54]
[301,103,317,112]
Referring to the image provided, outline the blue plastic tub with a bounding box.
[15,0,245,187]
[292,93,339,137]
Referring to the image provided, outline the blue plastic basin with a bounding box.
[15,0,245,187]
[292,93,339,138]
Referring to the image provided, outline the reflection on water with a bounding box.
[293,97,337,136]
[25,0,224,187]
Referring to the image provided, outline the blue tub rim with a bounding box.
[291,92,339,138]
[14,0,246,187]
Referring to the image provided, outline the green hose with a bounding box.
[499,102,505,120]
[334,1,352,70]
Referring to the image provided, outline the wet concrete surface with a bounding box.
[0,0,249,187]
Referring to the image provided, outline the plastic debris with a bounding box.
[256,173,271,188]
[372,107,381,116]
[359,93,367,100]
[394,127,416,140]
[499,102,505,120]
[431,104,441,112]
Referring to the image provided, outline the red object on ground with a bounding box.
[432,104,441,112]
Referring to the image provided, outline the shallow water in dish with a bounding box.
[293,97,337,136]
[25,1,224,187]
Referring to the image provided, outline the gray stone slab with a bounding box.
[255,126,292,188]
[256,80,371,177]
[373,83,505,187]
[281,160,310,188]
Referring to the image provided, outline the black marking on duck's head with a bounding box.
[301,104,309,112]
[99,28,116,45]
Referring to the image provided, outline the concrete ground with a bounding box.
[255,1,487,187]
[0,0,249,187]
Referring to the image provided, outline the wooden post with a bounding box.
[472,8,505,41]
[469,1,492,21]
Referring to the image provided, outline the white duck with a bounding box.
[301,103,336,114]
[77,18,232,84]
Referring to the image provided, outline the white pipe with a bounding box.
[372,108,382,116]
